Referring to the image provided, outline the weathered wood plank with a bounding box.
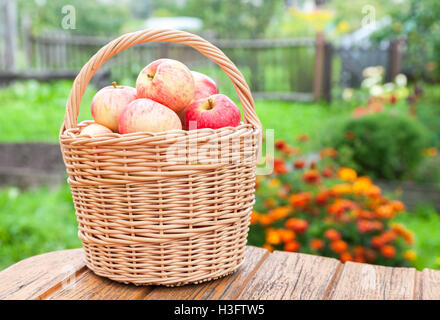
[237,251,341,300]
[46,270,151,300]
[419,269,440,300]
[329,262,416,300]
[144,246,269,300]
[0,249,85,300]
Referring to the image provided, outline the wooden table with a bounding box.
[1,246,439,300]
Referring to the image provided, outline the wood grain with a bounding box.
[46,270,151,300]
[329,261,416,300]
[0,249,85,300]
[237,251,341,300]
[419,269,440,300]
[144,246,269,300]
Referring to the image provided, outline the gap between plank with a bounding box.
[322,262,344,300]
[231,249,271,300]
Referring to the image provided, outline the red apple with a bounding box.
[80,123,113,136]
[136,59,195,112]
[91,82,137,132]
[118,98,182,134]
[191,71,219,101]
[184,94,241,130]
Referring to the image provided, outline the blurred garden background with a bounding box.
[1,0,440,271]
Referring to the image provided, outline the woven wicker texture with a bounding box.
[59,29,261,286]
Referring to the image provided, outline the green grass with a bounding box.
[393,205,440,270]
[0,185,81,270]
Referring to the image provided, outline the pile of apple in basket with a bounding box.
[81,58,241,136]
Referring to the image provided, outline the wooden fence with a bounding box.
[0,25,404,101]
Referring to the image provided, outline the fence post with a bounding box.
[386,38,404,82]
[322,42,333,102]
[3,0,18,72]
[313,32,325,101]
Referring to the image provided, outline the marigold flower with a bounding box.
[321,167,333,178]
[330,240,348,253]
[275,140,287,151]
[331,183,352,196]
[284,240,301,252]
[296,133,309,142]
[268,179,281,188]
[264,198,277,209]
[303,170,320,184]
[268,206,291,220]
[279,229,296,243]
[364,248,377,262]
[250,211,259,225]
[338,167,357,182]
[259,214,272,226]
[354,255,366,263]
[371,236,384,248]
[403,250,417,261]
[273,158,288,174]
[340,252,353,263]
[381,245,396,259]
[315,191,330,206]
[389,200,405,212]
[352,177,373,194]
[366,185,381,198]
[263,244,274,252]
[310,239,324,251]
[293,159,305,169]
[285,218,309,233]
[266,229,281,245]
[289,192,312,209]
[357,219,383,233]
[353,246,365,257]
[354,209,375,220]
[375,204,395,219]
[391,223,413,244]
[320,147,338,159]
[325,229,341,241]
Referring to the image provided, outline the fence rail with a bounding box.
[0,27,404,101]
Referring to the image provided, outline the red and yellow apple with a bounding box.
[136,59,195,112]
[91,82,137,132]
[191,71,219,101]
[118,98,182,134]
[184,94,241,130]
[80,123,113,136]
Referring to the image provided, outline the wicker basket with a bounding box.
[59,29,262,286]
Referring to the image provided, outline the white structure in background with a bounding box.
[340,16,392,49]
[144,17,203,32]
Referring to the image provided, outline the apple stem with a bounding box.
[112,81,117,88]
[208,98,214,108]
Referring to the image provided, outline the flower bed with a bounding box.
[250,138,415,267]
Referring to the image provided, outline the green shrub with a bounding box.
[323,113,430,180]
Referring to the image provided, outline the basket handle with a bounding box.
[62,29,261,132]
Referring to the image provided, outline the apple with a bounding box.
[91,82,137,132]
[80,123,113,136]
[118,98,182,134]
[184,94,241,130]
[191,71,219,101]
[136,59,195,112]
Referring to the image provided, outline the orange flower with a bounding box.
[273,158,288,174]
[250,211,259,225]
[340,252,353,262]
[392,224,414,245]
[275,140,287,151]
[328,199,357,216]
[389,200,405,213]
[352,177,373,194]
[285,218,309,233]
[263,244,274,252]
[331,183,352,196]
[353,246,365,257]
[381,245,396,259]
[321,167,333,178]
[315,191,330,206]
[259,214,272,226]
[293,159,305,169]
[302,170,320,184]
[325,229,341,241]
[284,240,301,252]
[366,185,381,198]
[375,204,395,219]
[289,192,312,209]
[279,229,296,243]
[310,239,324,251]
[268,206,291,220]
[320,147,338,159]
[364,248,377,262]
[330,240,348,253]
[404,250,417,261]
[357,219,383,233]
[296,133,309,142]
[354,255,366,263]
[354,208,375,220]
[338,167,357,182]
[268,179,281,188]
[371,236,384,248]
[265,229,281,245]
[264,198,277,209]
